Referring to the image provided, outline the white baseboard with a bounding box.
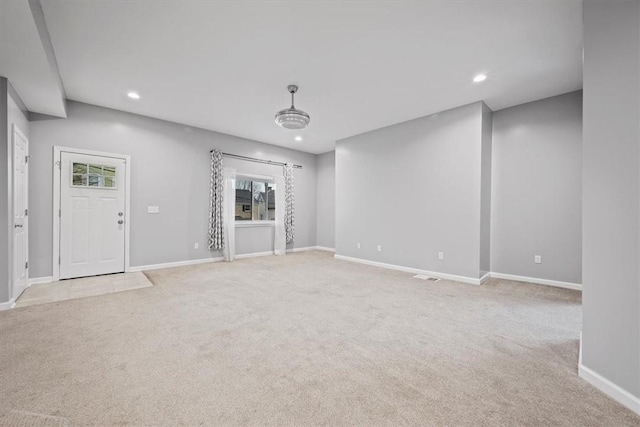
[0,297,17,311]
[579,363,640,416]
[129,257,224,272]
[490,272,582,291]
[479,272,491,284]
[29,276,53,286]
[579,331,582,366]
[236,251,273,259]
[127,247,335,272]
[286,246,335,253]
[334,254,483,285]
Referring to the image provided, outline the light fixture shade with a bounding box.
[275,85,310,129]
[275,108,310,129]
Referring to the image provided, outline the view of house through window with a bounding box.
[235,179,276,221]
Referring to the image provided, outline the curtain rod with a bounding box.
[210,151,303,169]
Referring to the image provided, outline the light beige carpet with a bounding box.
[15,272,153,308]
[0,251,638,426]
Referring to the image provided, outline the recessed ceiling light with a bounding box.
[127,91,140,99]
[473,74,487,83]
[295,136,302,142]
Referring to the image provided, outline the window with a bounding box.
[235,179,276,221]
[72,163,117,189]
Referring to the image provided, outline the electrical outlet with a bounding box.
[194,243,199,249]
[438,252,444,260]
[357,242,361,250]
[377,245,382,252]
[534,255,542,264]
[147,206,160,214]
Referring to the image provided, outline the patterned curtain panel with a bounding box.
[208,149,225,250]
[284,163,295,243]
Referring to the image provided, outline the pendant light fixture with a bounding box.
[275,85,310,130]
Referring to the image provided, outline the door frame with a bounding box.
[12,124,29,299]
[52,146,131,281]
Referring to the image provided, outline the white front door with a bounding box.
[59,152,126,279]
[12,125,28,299]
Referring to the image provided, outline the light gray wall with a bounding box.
[235,226,274,256]
[491,91,582,284]
[316,150,335,249]
[28,101,317,278]
[479,103,492,276]
[582,0,640,398]
[335,102,485,280]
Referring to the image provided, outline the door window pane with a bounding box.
[104,176,116,188]
[72,174,86,186]
[88,164,103,175]
[103,166,116,177]
[73,163,87,174]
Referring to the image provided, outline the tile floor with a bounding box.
[15,272,153,308]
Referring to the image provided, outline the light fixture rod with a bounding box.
[288,84,298,108]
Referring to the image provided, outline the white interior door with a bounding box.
[12,125,28,299]
[60,152,126,279]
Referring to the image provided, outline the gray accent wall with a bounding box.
[335,102,488,280]
[316,150,335,249]
[491,91,582,284]
[479,103,492,276]
[28,101,317,278]
[582,0,640,399]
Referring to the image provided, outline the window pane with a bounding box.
[88,174,102,187]
[88,164,103,175]
[235,180,252,221]
[103,166,116,177]
[104,176,116,188]
[72,174,86,186]
[252,182,266,221]
[73,163,87,174]
[267,183,276,220]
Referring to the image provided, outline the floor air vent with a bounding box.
[413,274,440,282]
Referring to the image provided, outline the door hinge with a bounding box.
[59,209,61,217]
[25,155,29,164]
[25,208,28,216]
[58,256,61,265]
[25,261,28,269]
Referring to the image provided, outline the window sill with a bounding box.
[235,221,276,228]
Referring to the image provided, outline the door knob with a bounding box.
[118,220,124,225]
[14,224,23,228]
[118,212,123,217]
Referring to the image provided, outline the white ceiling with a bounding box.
[39,0,582,154]
[0,0,66,117]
